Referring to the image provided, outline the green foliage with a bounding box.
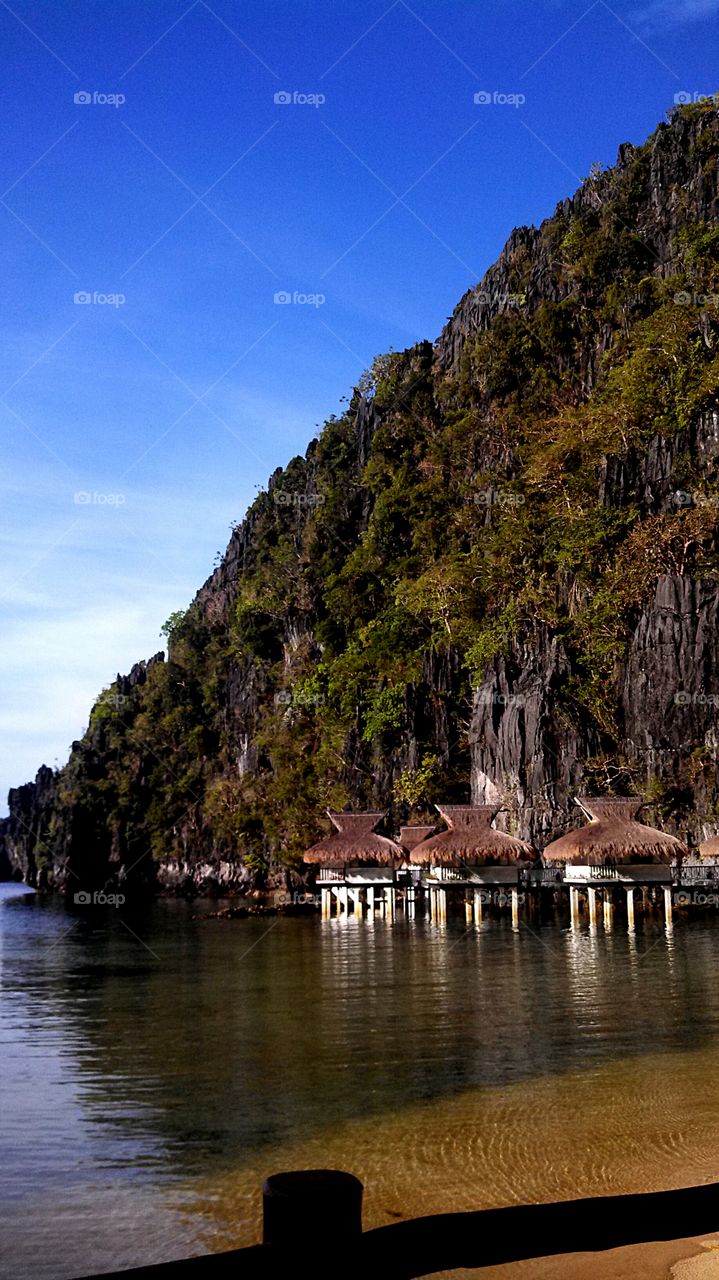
[161,609,188,642]
[33,102,719,881]
[361,685,406,744]
[393,754,442,809]
[465,602,521,682]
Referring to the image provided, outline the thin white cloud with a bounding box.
[632,0,719,28]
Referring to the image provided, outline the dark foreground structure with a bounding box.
[78,1169,719,1279]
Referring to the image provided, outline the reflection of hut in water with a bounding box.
[542,797,686,930]
[303,813,403,919]
[410,805,535,926]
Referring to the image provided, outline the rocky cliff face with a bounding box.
[2,99,718,893]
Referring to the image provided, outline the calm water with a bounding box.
[3,882,719,1279]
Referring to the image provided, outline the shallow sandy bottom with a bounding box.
[183,1040,719,1277]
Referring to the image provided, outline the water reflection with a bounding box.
[3,891,719,1278]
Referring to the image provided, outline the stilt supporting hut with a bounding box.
[409,805,535,928]
[542,797,686,931]
[303,813,404,921]
[399,826,436,918]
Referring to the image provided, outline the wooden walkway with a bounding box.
[78,1174,719,1279]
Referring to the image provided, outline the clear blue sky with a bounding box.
[1,0,717,809]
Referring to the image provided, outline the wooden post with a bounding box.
[366,885,375,916]
[438,888,447,926]
[664,885,673,928]
[321,887,331,920]
[569,886,580,929]
[465,894,473,926]
[407,887,416,919]
[626,886,635,931]
[511,888,520,929]
[386,886,396,921]
[588,886,597,929]
[474,889,483,927]
[339,884,349,915]
[263,1170,363,1252]
[603,890,613,931]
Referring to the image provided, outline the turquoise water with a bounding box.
[3,882,719,1278]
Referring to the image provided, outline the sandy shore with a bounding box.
[432,1235,719,1279]
[184,1042,719,1278]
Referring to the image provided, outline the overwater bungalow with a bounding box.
[409,805,535,926]
[303,812,404,919]
[398,826,436,918]
[698,832,719,860]
[399,825,436,852]
[542,797,687,929]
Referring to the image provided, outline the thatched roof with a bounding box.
[303,812,404,867]
[543,798,687,866]
[409,805,535,868]
[399,825,436,852]
[698,833,719,858]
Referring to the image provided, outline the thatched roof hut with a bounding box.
[543,798,686,866]
[409,805,535,868]
[698,833,719,858]
[303,812,404,868]
[399,825,436,853]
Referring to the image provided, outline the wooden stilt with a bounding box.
[474,889,483,928]
[626,886,635,931]
[366,885,375,916]
[569,886,580,929]
[465,894,474,926]
[339,884,349,915]
[321,887,331,921]
[588,886,598,929]
[664,885,673,928]
[511,887,520,929]
[386,887,396,921]
[603,890,613,931]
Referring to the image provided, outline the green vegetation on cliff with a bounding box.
[3,100,719,892]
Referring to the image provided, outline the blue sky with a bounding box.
[1,0,718,808]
